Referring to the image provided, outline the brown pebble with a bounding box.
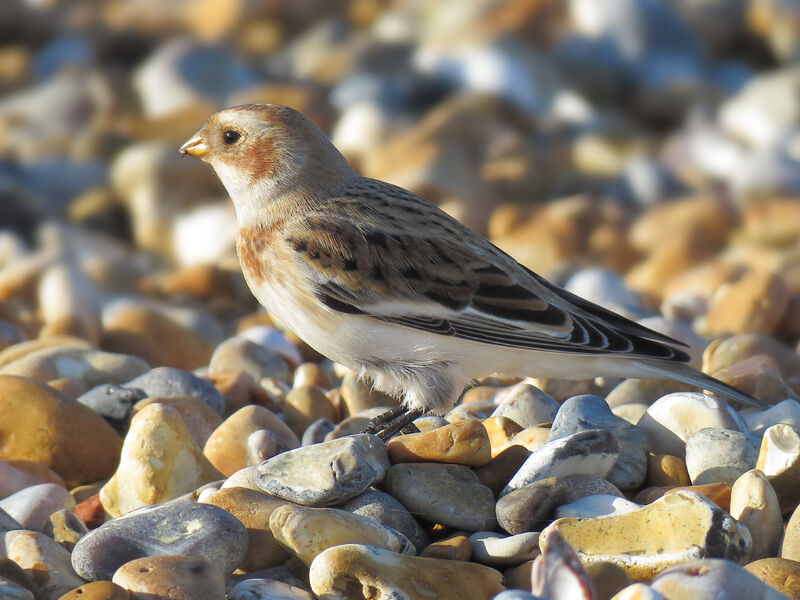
[633,482,732,512]
[585,561,633,600]
[283,385,338,437]
[420,533,472,561]
[474,444,532,497]
[386,420,492,466]
[744,558,800,599]
[57,581,130,600]
[646,454,691,487]
[112,556,225,600]
[74,494,105,529]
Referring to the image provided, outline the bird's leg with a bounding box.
[363,407,423,441]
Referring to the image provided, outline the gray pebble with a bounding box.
[70,502,247,580]
[302,418,335,445]
[76,383,146,431]
[256,434,389,506]
[209,336,290,384]
[0,508,23,535]
[492,591,542,600]
[124,366,224,414]
[0,577,34,600]
[469,531,541,566]
[491,383,559,428]
[685,428,759,485]
[342,490,428,552]
[0,483,75,531]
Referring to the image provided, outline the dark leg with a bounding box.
[363,407,424,441]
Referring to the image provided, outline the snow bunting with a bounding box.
[180,104,765,417]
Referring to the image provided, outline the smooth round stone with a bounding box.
[651,559,788,599]
[730,471,782,562]
[497,475,623,535]
[469,531,541,566]
[0,460,56,500]
[112,555,225,600]
[227,578,314,600]
[71,502,248,580]
[201,487,291,571]
[209,337,289,384]
[0,557,36,597]
[703,335,800,384]
[491,382,559,428]
[221,466,259,490]
[386,420,492,466]
[256,434,389,506]
[531,526,594,598]
[44,509,88,552]
[99,403,223,516]
[57,581,130,599]
[611,403,649,425]
[4,530,84,599]
[447,401,497,422]
[502,429,619,496]
[475,444,532,497]
[744,558,800,598]
[781,504,800,561]
[549,395,648,489]
[342,490,428,553]
[325,407,390,441]
[0,375,122,488]
[0,337,92,370]
[0,578,34,600]
[339,372,399,416]
[585,562,633,600]
[503,559,535,592]
[756,424,800,514]
[555,495,642,520]
[301,418,335,446]
[293,363,330,389]
[0,483,75,531]
[542,491,752,581]
[483,416,524,456]
[76,384,146,432]
[609,583,665,599]
[283,385,338,438]
[203,405,300,477]
[420,533,472,561]
[685,428,759,485]
[606,378,689,409]
[386,463,496,531]
[245,429,279,466]
[132,395,223,449]
[0,347,148,388]
[706,271,789,336]
[309,544,505,600]
[711,355,799,407]
[633,482,733,512]
[637,392,745,457]
[269,504,414,565]
[124,367,224,415]
[745,399,800,437]
[646,454,691,487]
[238,325,303,368]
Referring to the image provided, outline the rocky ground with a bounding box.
[2,0,800,599]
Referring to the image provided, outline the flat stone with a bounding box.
[124,367,224,415]
[0,483,74,531]
[209,336,289,384]
[555,495,642,520]
[549,395,647,489]
[309,544,505,600]
[386,463,496,531]
[283,385,338,438]
[730,470,782,561]
[755,424,800,514]
[637,392,745,457]
[496,475,623,535]
[203,405,300,477]
[386,420,492,466]
[269,504,414,564]
[99,403,223,516]
[542,491,752,580]
[469,531,541,566]
[3,530,84,600]
[651,559,788,599]
[0,375,122,488]
[342,489,428,553]
[227,577,314,600]
[256,434,389,506]
[71,502,247,580]
[201,487,291,571]
[56,581,130,599]
[420,533,472,561]
[491,382,559,428]
[75,384,146,432]
[685,428,759,485]
[744,558,800,599]
[646,454,691,487]
[132,395,223,449]
[502,429,619,496]
[112,555,225,600]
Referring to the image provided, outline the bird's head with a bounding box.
[180,104,352,220]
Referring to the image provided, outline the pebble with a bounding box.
[548,395,648,489]
[469,531,541,566]
[269,504,414,564]
[240,326,304,368]
[255,434,389,506]
[610,584,666,599]
[112,555,226,600]
[71,502,248,581]
[209,336,290,384]
[502,429,619,496]
[756,424,800,514]
[75,384,146,432]
[637,392,745,457]
[0,459,60,499]
[99,403,223,516]
[542,491,751,580]
[475,444,532,497]
[123,367,224,415]
[490,382,559,428]
[0,509,23,535]
[650,558,788,599]
[781,504,800,561]
[703,335,800,388]
[646,454,691,487]
[729,470,782,562]
[301,418,335,445]
[705,270,789,336]
[201,487,291,571]
[483,416,524,456]
[3,530,84,600]
[496,474,623,535]
[530,529,594,600]
[131,395,223,449]
[386,463,496,531]
[0,580,34,600]
[555,495,642,520]
[744,558,800,599]
[420,533,472,561]
[585,562,633,600]
[339,372,399,416]
[283,385,338,438]
[203,405,300,477]
[684,428,759,485]
[245,429,279,466]
[745,399,800,437]
[308,544,505,600]
[0,375,122,488]
[324,407,389,440]
[227,578,314,600]
[386,419,492,466]
[342,489,428,553]
[712,355,799,406]
[43,509,88,552]
[56,581,130,599]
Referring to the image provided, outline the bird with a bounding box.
[180,103,766,435]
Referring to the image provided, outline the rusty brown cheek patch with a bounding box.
[237,223,283,284]
[241,136,278,184]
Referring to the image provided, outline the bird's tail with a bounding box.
[637,360,769,410]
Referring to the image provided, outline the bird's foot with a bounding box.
[363,407,423,441]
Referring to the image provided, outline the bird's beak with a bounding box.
[179,134,209,158]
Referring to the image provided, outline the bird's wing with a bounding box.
[282,195,689,363]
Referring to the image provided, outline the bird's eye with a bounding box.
[223,130,241,145]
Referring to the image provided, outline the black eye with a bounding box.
[223,130,241,145]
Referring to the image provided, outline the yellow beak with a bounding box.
[179,134,209,158]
